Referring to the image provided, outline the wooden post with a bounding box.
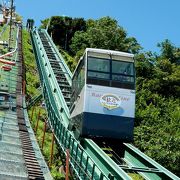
[49,132,55,166]
[65,149,70,180]
[30,106,35,121]
[35,109,41,133]
[41,119,47,150]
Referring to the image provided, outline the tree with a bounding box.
[157,39,180,63]
[70,16,141,57]
[41,16,86,53]
[40,18,50,29]
[134,41,180,176]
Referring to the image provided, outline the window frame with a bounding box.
[86,56,135,89]
[111,59,135,76]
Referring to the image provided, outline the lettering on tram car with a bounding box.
[91,92,130,102]
[100,94,121,110]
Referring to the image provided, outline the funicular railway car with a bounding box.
[69,48,135,141]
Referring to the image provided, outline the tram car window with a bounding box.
[69,48,135,142]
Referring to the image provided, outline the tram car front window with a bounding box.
[69,48,135,142]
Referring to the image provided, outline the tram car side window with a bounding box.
[111,59,135,89]
[69,48,135,142]
[87,56,110,86]
[71,56,85,109]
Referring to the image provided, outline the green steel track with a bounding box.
[30,28,180,180]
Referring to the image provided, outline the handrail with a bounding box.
[32,29,70,127]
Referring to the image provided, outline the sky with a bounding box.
[14,0,180,53]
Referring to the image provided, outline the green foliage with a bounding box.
[0,25,10,41]
[135,53,155,79]
[0,25,9,54]
[128,174,144,180]
[41,16,141,65]
[40,18,50,29]
[41,16,86,53]
[157,39,180,63]
[22,30,40,98]
[59,47,77,72]
[70,16,141,57]
[15,13,22,22]
[51,165,65,180]
[134,40,180,176]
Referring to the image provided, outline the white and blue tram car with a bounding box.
[69,48,135,141]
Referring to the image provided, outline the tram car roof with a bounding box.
[85,48,134,61]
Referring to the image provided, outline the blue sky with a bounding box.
[15,0,180,53]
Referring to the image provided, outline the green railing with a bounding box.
[31,29,111,180]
